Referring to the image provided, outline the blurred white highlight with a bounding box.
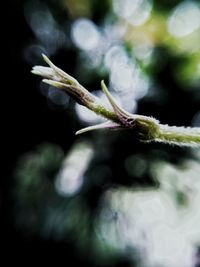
[104,45,149,112]
[75,105,101,124]
[99,159,200,267]
[70,16,148,114]
[128,0,152,26]
[55,142,93,196]
[104,46,129,71]
[113,0,152,26]
[167,1,200,37]
[113,0,141,19]
[71,18,101,51]
[133,40,153,61]
[24,1,66,55]
[104,23,127,44]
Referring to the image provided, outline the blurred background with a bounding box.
[4,0,200,266]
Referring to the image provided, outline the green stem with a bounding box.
[89,103,119,123]
[156,125,200,146]
[31,55,200,147]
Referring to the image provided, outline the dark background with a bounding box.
[5,0,74,258]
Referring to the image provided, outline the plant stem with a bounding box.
[31,55,200,147]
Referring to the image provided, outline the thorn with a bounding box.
[75,121,121,135]
[101,81,130,116]
[101,80,135,128]
[42,79,65,88]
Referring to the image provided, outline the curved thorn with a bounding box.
[42,54,79,86]
[101,80,131,117]
[75,121,121,135]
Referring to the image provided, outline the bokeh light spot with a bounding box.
[55,142,93,196]
[71,18,100,51]
[47,86,69,107]
[167,1,200,37]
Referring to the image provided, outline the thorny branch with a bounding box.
[32,55,200,147]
